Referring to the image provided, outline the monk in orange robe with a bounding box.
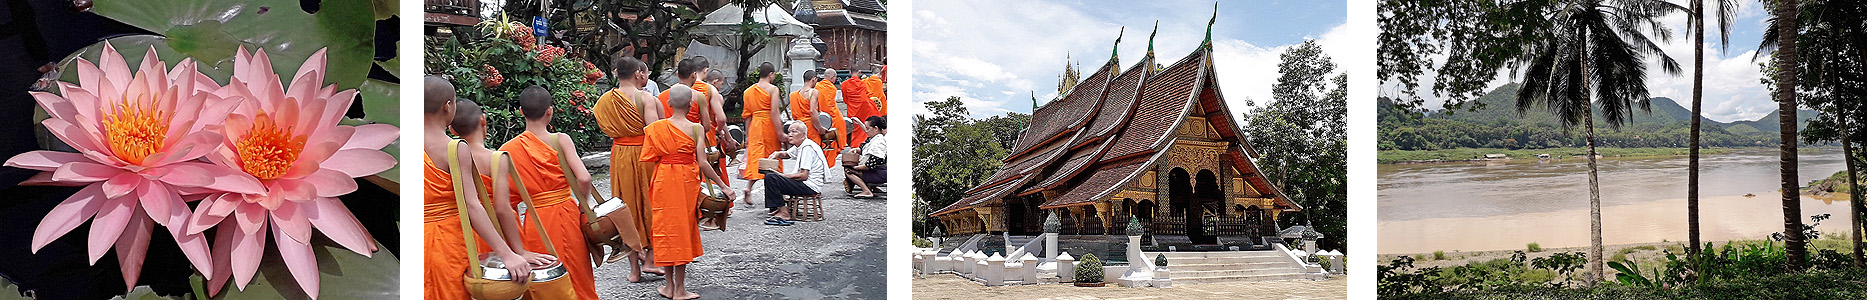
[658,57,730,186]
[641,86,734,300]
[788,70,824,150]
[741,62,784,201]
[840,70,875,148]
[814,68,845,160]
[450,100,557,271]
[866,66,887,113]
[497,86,601,299]
[592,57,666,282]
[421,76,531,300]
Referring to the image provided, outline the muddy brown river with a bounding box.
[1378,148,1854,254]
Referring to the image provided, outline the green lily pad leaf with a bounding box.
[115,286,185,300]
[94,0,377,91]
[377,56,399,77]
[372,0,395,20]
[360,79,399,126]
[202,239,399,299]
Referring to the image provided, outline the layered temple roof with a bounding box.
[932,37,1301,217]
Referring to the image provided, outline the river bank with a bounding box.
[1378,147,1757,164]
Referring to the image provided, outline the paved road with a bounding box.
[587,156,887,299]
[910,273,1347,300]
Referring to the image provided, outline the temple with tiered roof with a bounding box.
[930,21,1302,250]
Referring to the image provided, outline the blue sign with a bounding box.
[532,16,547,37]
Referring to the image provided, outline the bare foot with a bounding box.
[658,285,674,299]
[673,289,700,300]
[643,266,667,276]
[627,267,644,283]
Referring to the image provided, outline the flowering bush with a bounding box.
[426,19,608,151]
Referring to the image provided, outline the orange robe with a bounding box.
[658,82,728,184]
[422,154,469,300]
[496,132,600,299]
[865,74,886,114]
[841,78,875,148]
[741,85,782,180]
[641,120,704,266]
[814,80,844,160]
[592,89,655,250]
[788,89,823,149]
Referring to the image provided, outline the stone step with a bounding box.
[1174,267,1314,278]
[1162,255,1294,265]
[1147,251,1287,259]
[1168,261,1300,272]
[1170,272,1325,285]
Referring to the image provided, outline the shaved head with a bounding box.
[668,85,695,111]
[519,85,552,120]
[424,75,456,113]
[450,99,484,136]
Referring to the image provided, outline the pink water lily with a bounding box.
[2,42,261,292]
[186,46,397,299]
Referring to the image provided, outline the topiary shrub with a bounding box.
[1155,254,1169,268]
[1075,254,1104,283]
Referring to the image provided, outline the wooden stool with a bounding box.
[787,194,824,222]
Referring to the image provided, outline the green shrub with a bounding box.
[1434,251,1447,260]
[1527,242,1542,252]
[1075,254,1104,283]
[911,235,933,248]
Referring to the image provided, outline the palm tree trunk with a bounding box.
[1579,36,1604,284]
[1843,109,1862,269]
[1688,0,1705,256]
[1775,0,1806,271]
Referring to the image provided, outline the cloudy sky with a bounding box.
[1389,1,1779,123]
[911,0,1349,119]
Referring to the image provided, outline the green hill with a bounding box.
[1377,83,1807,151]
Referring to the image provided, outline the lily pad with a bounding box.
[93,0,377,91]
[200,239,399,299]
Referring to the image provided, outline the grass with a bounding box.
[1527,242,1543,252]
[1378,147,1739,164]
[1435,251,1447,261]
[1384,269,1867,300]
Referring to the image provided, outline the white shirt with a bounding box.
[783,138,829,192]
[861,133,887,161]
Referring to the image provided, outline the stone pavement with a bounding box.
[910,273,1347,300]
[587,153,887,299]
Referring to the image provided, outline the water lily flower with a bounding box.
[186,46,397,299]
[2,42,260,291]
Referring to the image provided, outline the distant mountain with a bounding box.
[1377,83,1811,150]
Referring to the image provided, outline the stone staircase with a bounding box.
[1146,251,1323,284]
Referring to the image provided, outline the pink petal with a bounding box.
[87,195,135,264]
[271,202,312,244]
[207,220,237,296]
[305,198,374,256]
[40,118,116,165]
[314,90,358,131]
[148,131,224,167]
[6,151,91,172]
[30,184,106,252]
[228,210,266,289]
[185,194,233,235]
[306,125,354,155]
[30,91,76,121]
[341,124,399,150]
[135,179,182,230]
[99,173,140,199]
[99,42,132,91]
[272,224,322,299]
[51,162,120,183]
[22,172,88,186]
[321,149,396,177]
[113,212,154,292]
[304,169,357,198]
[235,201,268,235]
[170,227,215,278]
[284,141,342,179]
[157,162,265,194]
[75,57,103,100]
[276,179,316,203]
[187,93,244,134]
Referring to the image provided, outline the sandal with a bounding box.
[764,217,794,226]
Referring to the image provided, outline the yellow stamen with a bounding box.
[235,112,307,180]
[101,93,170,165]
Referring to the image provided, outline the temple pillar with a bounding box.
[1093,202,1113,233]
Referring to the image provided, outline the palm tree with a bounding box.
[1686,0,1738,257]
[1511,0,1686,283]
[1772,0,1867,268]
[1759,0,1808,271]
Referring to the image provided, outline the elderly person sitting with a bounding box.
[759,121,828,226]
[845,116,886,198]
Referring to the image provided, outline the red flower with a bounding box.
[583,69,604,84]
[536,45,564,64]
[482,65,503,87]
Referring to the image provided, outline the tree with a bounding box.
[1760,0,1809,271]
[1778,0,1867,268]
[912,97,1018,236]
[727,0,782,104]
[1243,40,1349,252]
[1509,0,1685,283]
[1686,0,1739,256]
